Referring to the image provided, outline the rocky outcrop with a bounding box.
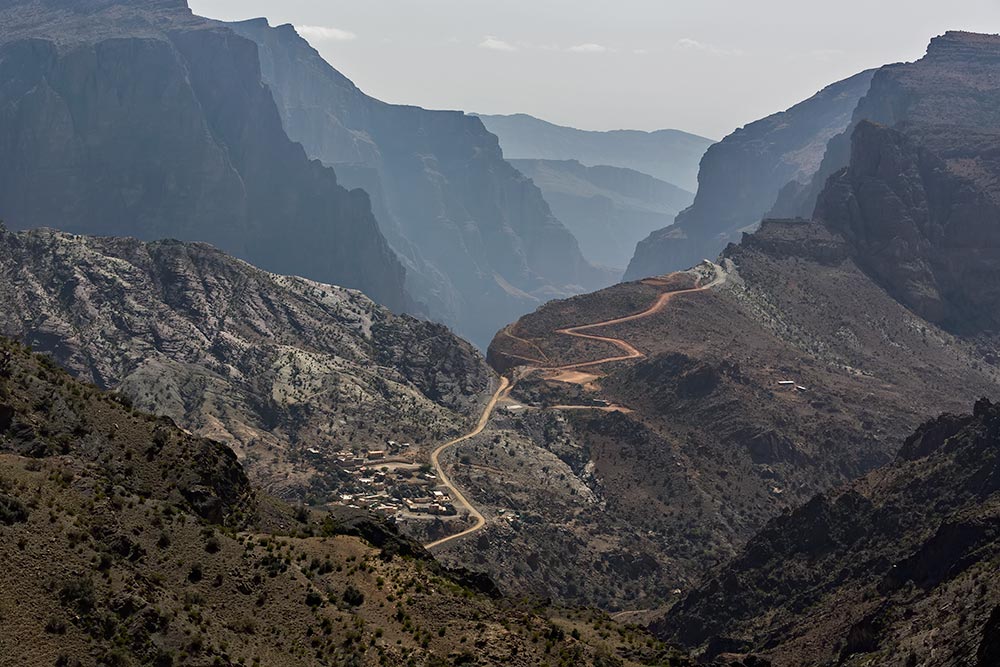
[0,0,406,311]
[229,20,613,349]
[815,121,1000,333]
[734,218,850,266]
[0,227,493,499]
[624,70,873,280]
[655,400,1000,666]
[778,31,1000,219]
[0,335,255,526]
[477,113,713,191]
[807,33,1000,334]
[509,158,694,271]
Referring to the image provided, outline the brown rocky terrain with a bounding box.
[0,226,494,503]
[0,335,698,667]
[454,30,1000,616]
[654,398,1000,667]
[471,218,1000,610]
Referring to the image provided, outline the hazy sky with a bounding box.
[189,0,999,139]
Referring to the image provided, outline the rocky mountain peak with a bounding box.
[925,30,1000,61]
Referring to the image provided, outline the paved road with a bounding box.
[424,376,511,550]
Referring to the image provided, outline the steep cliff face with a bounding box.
[229,19,612,349]
[0,227,493,500]
[815,121,1000,334]
[778,30,1000,219]
[508,159,694,271]
[477,113,713,191]
[623,70,874,281]
[809,33,1000,335]
[655,400,1000,667]
[0,0,406,311]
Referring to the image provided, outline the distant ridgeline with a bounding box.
[628,31,1000,295]
[228,19,616,349]
[0,0,618,350]
[624,69,876,281]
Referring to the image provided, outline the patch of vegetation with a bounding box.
[0,493,28,525]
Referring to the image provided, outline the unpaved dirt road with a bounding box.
[424,376,511,550]
[424,263,724,548]
[553,264,724,372]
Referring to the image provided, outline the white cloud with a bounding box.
[568,43,609,54]
[675,37,742,57]
[297,25,357,41]
[479,36,518,52]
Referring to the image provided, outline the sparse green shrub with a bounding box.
[343,585,365,607]
[58,577,95,614]
[0,493,27,525]
[44,616,67,634]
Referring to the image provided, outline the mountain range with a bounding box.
[625,69,875,281]
[0,225,493,503]
[482,216,999,610]
[477,113,713,192]
[1,2,1000,665]
[0,0,621,351]
[479,29,1000,663]
[227,19,615,349]
[0,0,408,311]
[0,334,695,667]
[508,159,694,272]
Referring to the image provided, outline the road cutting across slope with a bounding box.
[424,376,511,550]
[552,263,724,372]
[425,263,725,549]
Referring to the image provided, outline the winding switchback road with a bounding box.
[424,376,511,550]
[553,263,724,371]
[424,262,725,549]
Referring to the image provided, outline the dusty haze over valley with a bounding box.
[1,2,1000,666]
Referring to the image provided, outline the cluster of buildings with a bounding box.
[313,441,458,520]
